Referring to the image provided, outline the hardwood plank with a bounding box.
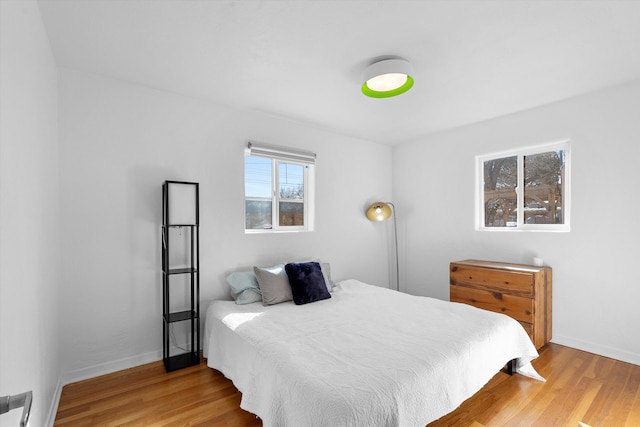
[55,344,640,426]
[626,377,640,426]
[526,353,593,425]
[566,377,603,426]
[582,359,637,426]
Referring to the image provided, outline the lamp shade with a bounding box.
[165,181,198,225]
[362,58,414,98]
[366,202,393,221]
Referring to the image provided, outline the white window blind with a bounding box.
[248,141,316,165]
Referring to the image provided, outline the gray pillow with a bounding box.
[319,262,334,291]
[253,264,293,306]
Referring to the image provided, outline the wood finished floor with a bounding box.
[55,343,640,426]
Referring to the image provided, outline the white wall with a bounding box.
[57,68,393,380]
[0,1,61,426]
[393,81,640,365]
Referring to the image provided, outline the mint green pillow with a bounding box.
[226,272,262,305]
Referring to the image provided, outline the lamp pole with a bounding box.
[366,201,399,292]
[387,202,399,292]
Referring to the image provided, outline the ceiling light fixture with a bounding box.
[362,58,414,98]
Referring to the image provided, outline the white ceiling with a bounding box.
[37,0,640,145]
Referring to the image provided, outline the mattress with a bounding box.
[204,279,541,427]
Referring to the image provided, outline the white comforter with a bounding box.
[204,279,541,427]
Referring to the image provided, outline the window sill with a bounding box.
[476,227,570,233]
[245,228,314,235]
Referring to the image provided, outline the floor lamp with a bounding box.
[366,201,399,292]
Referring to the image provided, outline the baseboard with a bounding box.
[45,349,163,427]
[45,376,65,427]
[61,349,163,386]
[552,335,640,366]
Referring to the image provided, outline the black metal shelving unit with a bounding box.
[162,180,200,372]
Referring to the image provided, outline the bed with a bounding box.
[203,278,542,427]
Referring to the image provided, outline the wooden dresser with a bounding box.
[449,259,552,349]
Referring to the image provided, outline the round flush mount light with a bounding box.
[362,58,414,98]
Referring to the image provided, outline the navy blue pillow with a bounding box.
[284,262,331,305]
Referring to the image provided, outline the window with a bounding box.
[244,142,315,232]
[477,140,570,231]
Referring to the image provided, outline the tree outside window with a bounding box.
[478,141,570,231]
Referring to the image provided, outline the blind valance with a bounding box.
[247,141,316,165]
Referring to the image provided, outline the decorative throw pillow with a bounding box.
[226,271,262,305]
[253,264,293,306]
[284,262,331,305]
[298,259,334,292]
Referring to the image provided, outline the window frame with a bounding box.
[244,145,315,233]
[476,140,571,232]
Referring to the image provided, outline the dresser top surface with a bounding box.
[451,259,550,273]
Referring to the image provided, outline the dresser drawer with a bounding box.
[450,284,534,323]
[450,263,533,297]
[519,322,534,343]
